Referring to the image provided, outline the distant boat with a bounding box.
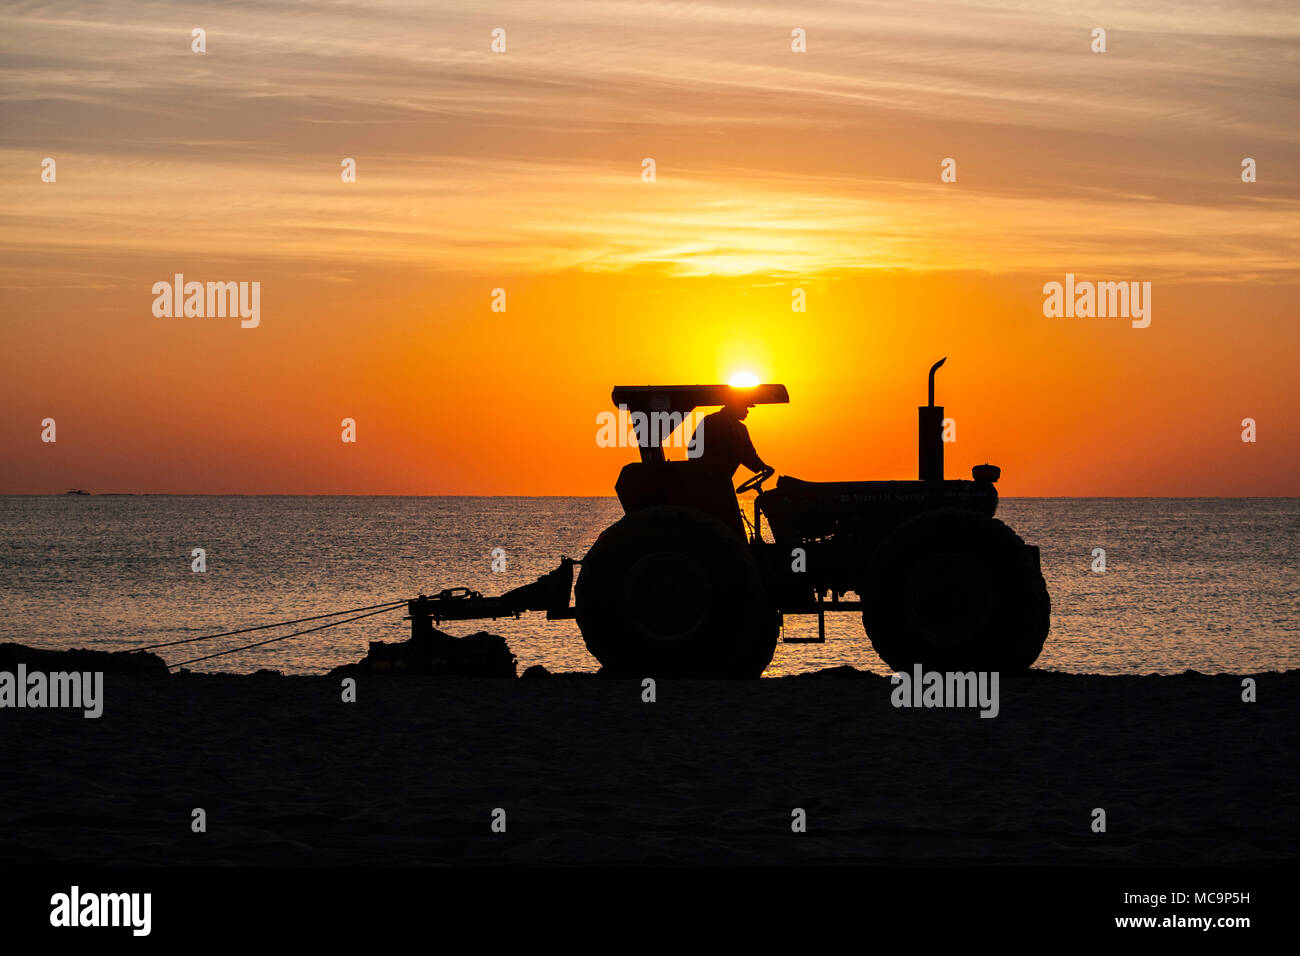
[65,489,92,496]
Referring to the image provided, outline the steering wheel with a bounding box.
[736,466,774,495]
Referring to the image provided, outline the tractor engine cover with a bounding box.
[758,476,998,545]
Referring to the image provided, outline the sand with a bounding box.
[0,643,1295,866]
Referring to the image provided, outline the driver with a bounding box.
[687,395,771,481]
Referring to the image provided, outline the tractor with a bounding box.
[408,359,1051,677]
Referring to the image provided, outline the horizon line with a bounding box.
[5,493,1298,500]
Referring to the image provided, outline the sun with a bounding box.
[728,370,760,388]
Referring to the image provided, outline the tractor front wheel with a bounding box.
[861,507,1050,673]
[576,506,777,678]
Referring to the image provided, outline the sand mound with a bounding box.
[0,642,168,675]
[329,628,517,678]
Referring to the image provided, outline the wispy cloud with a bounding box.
[1,0,1297,279]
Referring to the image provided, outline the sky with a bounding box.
[1,0,1297,494]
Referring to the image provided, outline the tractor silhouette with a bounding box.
[408,359,1051,677]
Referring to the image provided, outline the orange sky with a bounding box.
[2,1,1297,495]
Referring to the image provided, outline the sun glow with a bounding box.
[728,370,760,388]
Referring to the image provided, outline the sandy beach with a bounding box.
[1,640,1295,867]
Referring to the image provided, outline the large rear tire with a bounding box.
[862,507,1050,672]
[576,506,777,678]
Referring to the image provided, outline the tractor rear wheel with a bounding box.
[861,507,1049,672]
[576,506,777,677]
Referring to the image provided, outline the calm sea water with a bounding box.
[0,496,1295,676]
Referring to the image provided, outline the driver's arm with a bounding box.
[737,425,769,474]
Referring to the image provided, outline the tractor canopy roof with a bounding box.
[610,384,789,416]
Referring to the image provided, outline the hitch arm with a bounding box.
[407,557,579,627]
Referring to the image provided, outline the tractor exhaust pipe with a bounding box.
[918,357,946,481]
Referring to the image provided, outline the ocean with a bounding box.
[1,496,1295,676]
